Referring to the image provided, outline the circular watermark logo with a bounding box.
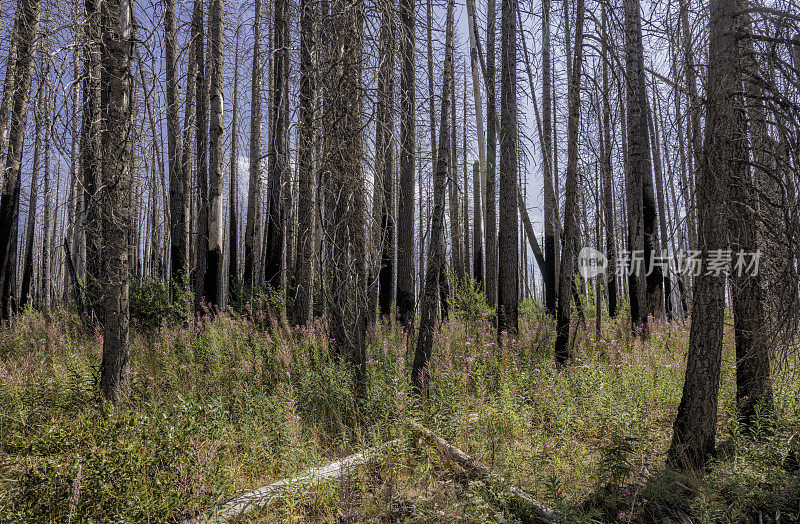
[578,247,607,279]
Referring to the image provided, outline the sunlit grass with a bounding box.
[0,301,798,522]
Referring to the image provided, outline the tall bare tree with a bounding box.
[670,0,740,467]
[396,0,415,326]
[542,0,557,317]
[497,0,518,335]
[229,29,240,301]
[192,0,209,305]
[376,0,396,317]
[264,0,289,290]
[293,0,318,325]
[166,0,187,290]
[20,54,44,310]
[413,0,453,396]
[244,0,263,289]
[553,0,584,365]
[623,0,649,327]
[98,0,133,401]
[0,0,41,320]
[324,0,368,393]
[600,4,617,318]
[205,0,225,305]
[485,0,497,308]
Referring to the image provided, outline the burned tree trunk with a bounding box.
[412,0,453,396]
[229,31,240,302]
[244,0,263,289]
[205,0,225,305]
[396,0,415,326]
[669,0,739,468]
[98,0,133,401]
[376,0,395,317]
[0,0,41,320]
[484,0,497,308]
[294,0,318,326]
[497,0,518,336]
[264,0,289,290]
[192,0,209,305]
[166,0,187,290]
[553,0,584,365]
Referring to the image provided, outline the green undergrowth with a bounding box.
[0,304,798,522]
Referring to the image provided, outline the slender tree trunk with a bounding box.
[448,73,463,285]
[244,0,263,289]
[733,19,772,423]
[98,0,133,402]
[396,0,415,326]
[462,70,470,280]
[204,0,224,305]
[669,0,739,468]
[466,0,485,287]
[20,56,44,310]
[623,0,650,328]
[0,10,18,187]
[41,72,51,308]
[165,0,187,290]
[484,0,497,308]
[680,0,701,251]
[541,0,557,317]
[0,0,40,320]
[497,0,518,335]
[412,0,453,397]
[264,0,289,290]
[294,0,318,325]
[192,0,209,305]
[649,87,672,319]
[600,4,617,319]
[376,0,396,317]
[228,30,240,303]
[553,0,584,364]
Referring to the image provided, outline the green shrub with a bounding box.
[129,275,192,327]
[449,276,494,322]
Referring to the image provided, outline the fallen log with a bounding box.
[408,419,566,524]
[183,439,401,523]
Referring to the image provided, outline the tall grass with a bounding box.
[0,300,798,522]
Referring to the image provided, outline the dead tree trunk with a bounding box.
[20,54,44,310]
[98,0,133,402]
[41,69,51,307]
[497,0,518,336]
[0,0,40,320]
[192,0,209,306]
[205,0,224,305]
[484,0,497,308]
[396,0,415,326]
[669,0,739,468]
[228,30,240,302]
[264,0,289,290]
[553,0,584,365]
[412,0,453,396]
[542,0,557,317]
[623,0,651,328]
[166,0,187,290]
[244,0,263,289]
[324,0,368,394]
[600,4,617,318]
[466,0,484,287]
[649,87,672,319]
[375,0,395,317]
[293,0,318,325]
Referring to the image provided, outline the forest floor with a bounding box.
[1,301,799,522]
